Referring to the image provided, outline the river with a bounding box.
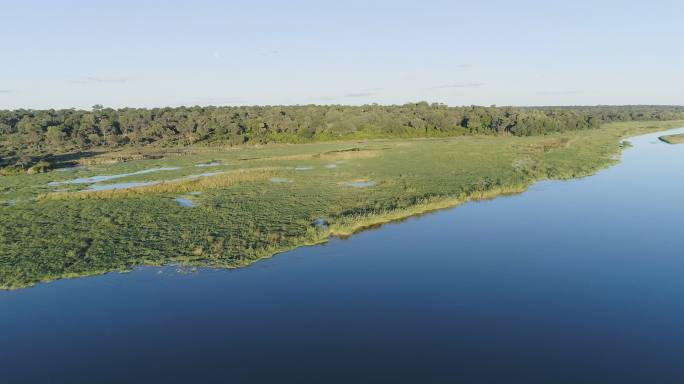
[1,127,683,383]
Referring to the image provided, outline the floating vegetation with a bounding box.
[175,266,199,274]
[659,133,684,144]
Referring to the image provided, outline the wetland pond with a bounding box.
[47,167,179,186]
[174,197,195,207]
[344,180,376,188]
[2,127,684,383]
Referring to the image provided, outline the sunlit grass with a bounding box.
[39,167,278,200]
[1,120,682,289]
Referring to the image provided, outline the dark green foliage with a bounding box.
[2,104,683,170]
[27,161,50,174]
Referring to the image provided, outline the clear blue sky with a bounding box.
[1,0,683,109]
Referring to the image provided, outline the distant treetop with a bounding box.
[1,104,683,163]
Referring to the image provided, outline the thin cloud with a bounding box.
[0,89,17,94]
[314,96,339,101]
[431,82,485,89]
[315,88,383,100]
[69,76,129,85]
[538,90,590,95]
[344,91,380,98]
[182,96,245,106]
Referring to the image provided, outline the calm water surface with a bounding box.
[2,128,684,383]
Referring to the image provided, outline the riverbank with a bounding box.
[1,120,682,289]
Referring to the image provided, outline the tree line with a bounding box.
[1,103,683,171]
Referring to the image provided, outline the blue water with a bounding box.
[63,171,225,192]
[270,177,292,183]
[174,197,195,207]
[2,128,684,383]
[87,181,159,191]
[345,180,376,188]
[183,171,224,179]
[48,167,180,186]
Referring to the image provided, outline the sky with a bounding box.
[1,0,683,109]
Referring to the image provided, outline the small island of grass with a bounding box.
[659,133,684,144]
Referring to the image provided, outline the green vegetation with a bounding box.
[1,120,681,290]
[38,168,278,200]
[2,104,684,173]
[659,133,684,144]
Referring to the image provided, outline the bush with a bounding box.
[27,161,51,174]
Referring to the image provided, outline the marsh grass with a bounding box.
[252,149,380,162]
[38,168,278,200]
[327,184,528,237]
[2,120,683,289]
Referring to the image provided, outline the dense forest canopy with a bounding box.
[1,103,683,171]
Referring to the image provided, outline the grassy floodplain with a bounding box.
[0,120,681,289]
[659,133,684,144]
